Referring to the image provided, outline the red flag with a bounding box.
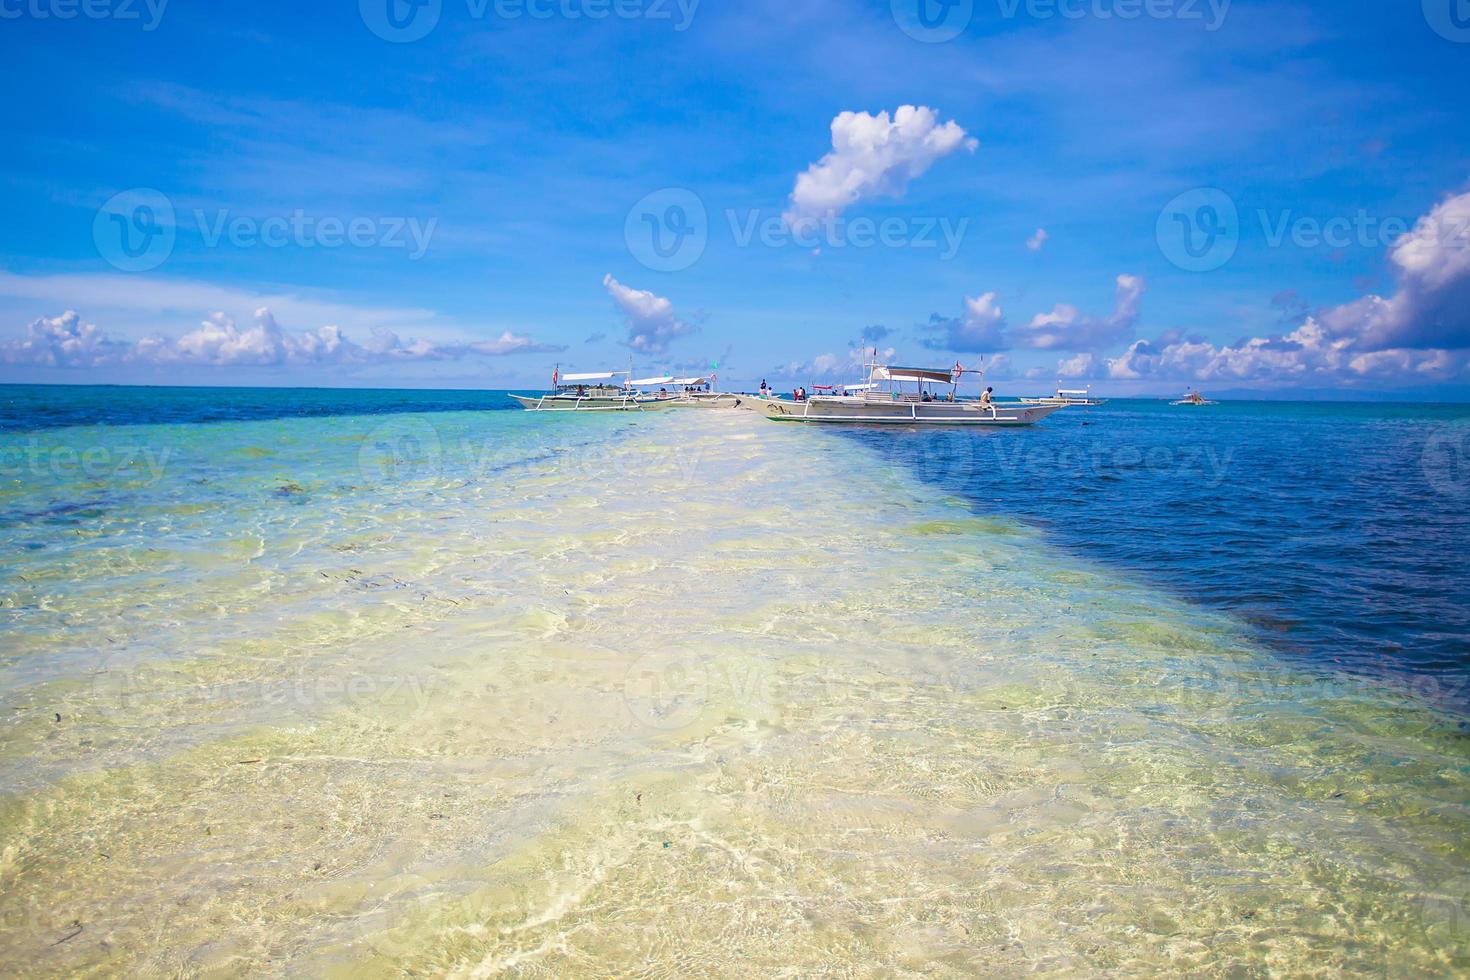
[551,366,559,386]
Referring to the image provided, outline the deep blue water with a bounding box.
[4,384,1469,703]
[0,384,521,431]
[834,399,1470,702]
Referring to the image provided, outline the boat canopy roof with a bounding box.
[874,365,959,384]
[629,375,708,386]
[561,371,624,382]
[1057,388,1090,395]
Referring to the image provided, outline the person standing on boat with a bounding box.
[759,379,769,398]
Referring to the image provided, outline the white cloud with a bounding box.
[783,106,977,229]
[782,345,895,380]
[1026,228,1049,252]
[1014,274,1144,351]
[1057,353,1095,378]
[602,274,696,353]
[922,290,1009,353]
[1076,186,1470,388]
[1099,319,1464,386]
[1314,186,1470,351]
[0,271,437,337]
[0,307,562,370]
[0,311,123,368]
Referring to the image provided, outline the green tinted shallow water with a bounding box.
[1,407,1468,975]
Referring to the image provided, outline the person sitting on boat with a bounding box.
[921,390,933,402]
[980,387,994,412]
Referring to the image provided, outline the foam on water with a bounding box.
[1,406,1468,975]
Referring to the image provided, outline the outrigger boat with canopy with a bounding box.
[625,374,738,407]
[1020,384,1107,407]
[749,357,1065,426]
[508,368,676,412]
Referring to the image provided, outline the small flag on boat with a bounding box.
[552,366,559,386]
[952,361,963,383]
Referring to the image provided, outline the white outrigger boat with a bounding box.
[627,375,737,407]
[1020,384,1107,407]
[1171,389,1217,406]
[508,369,676,412]
[748,360,1064,426]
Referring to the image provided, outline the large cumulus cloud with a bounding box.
[784,106,977,229]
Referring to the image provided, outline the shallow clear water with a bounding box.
[1,387,1468,975]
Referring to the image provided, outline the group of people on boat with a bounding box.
[758,377,997,409]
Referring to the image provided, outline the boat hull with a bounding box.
[507,394,674,412]
[749,397,1063,425]
[1018,397,1108,407]
[670,392,740,408]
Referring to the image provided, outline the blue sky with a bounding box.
[1,0,1468,394]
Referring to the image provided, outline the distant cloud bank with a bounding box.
[0,308,563,370]
[908,185,1470,389]
[1063,187,1470,386]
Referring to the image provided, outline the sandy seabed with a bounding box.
[2,407,1468,976]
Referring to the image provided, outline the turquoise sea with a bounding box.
[1,384,1469,975]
